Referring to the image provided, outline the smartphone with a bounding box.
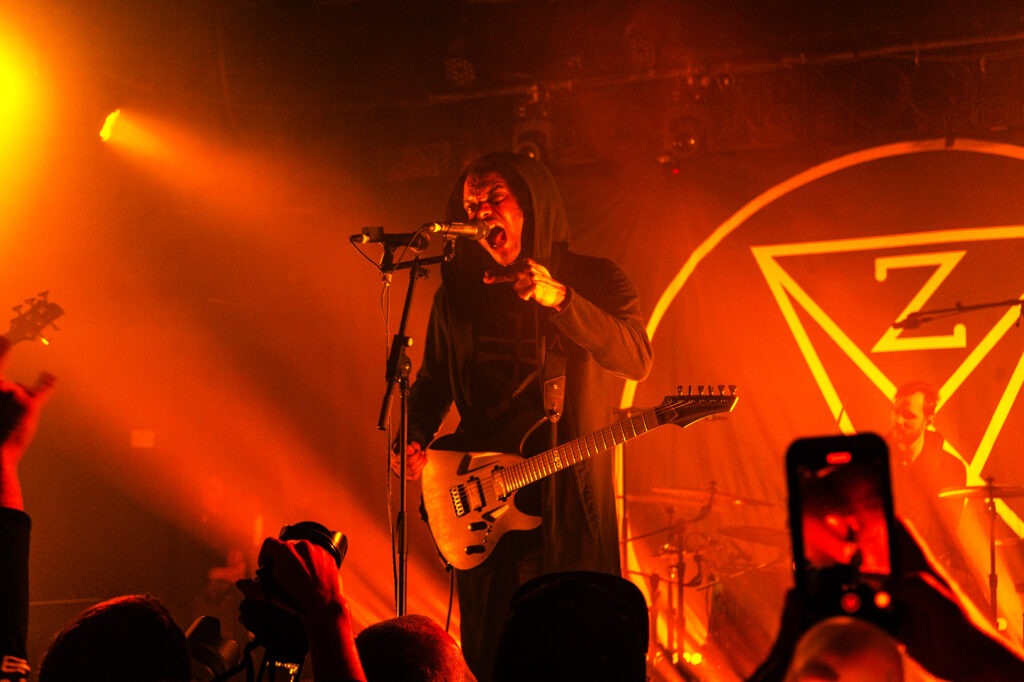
[786,432,898,628]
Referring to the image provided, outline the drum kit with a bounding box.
[939,478,1024,625]
[624,482,785,677]
[626,476,1024,678]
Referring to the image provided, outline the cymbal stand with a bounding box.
[663,485,716,665]
[663,508,685,662]
[983,477,999,624]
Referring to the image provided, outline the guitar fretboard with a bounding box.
[500,407,663,493]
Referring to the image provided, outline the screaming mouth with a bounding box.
[487,227,507,250]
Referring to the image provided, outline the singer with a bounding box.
[391,152,652,681]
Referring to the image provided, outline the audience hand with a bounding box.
[892,521,1024,681]
[240,538,346,621]
[750,517,1024,682]
[0,336,57,510]
[236,536,366,682]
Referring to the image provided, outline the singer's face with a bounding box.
[463,171,524,266]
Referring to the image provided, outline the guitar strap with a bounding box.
[480,310,567,440]
[538,328,567,449]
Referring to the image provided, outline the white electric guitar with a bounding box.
[420,385,738,570]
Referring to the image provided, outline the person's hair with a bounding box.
[494,571,649,682]
[784,616,903,682]
[894,381,938,418]
[38,594,191,682]
[355,614,468,682]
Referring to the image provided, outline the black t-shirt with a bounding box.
[462,287,542,437]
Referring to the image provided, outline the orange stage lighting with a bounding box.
[0,20,54,218]
[99,108,120,142]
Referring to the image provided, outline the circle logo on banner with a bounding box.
[623,137,1024,615]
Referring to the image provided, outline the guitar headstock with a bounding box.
[657,384,739,428]
[3,292,64,347]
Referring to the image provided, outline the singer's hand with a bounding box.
[484,259,567,310]
[390,440,427,480]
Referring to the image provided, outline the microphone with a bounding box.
[422,220,491,241]
[349,226,429,253]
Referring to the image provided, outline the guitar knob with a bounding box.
[465,545,486,555]
[468,521,487,532]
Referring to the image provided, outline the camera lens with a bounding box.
[278,521,347,568]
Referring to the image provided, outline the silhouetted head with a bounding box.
[494,571,649,682]
[356,614,472,682]
[38,594,190,682]
[785,616,903,682]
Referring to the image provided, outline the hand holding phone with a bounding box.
[786,432,899,630]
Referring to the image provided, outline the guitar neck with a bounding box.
[501,408,661,494]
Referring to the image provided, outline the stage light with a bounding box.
[0,21,54,217]
[513,91,553,163]
[442,56,476,90]
[666,117,702,155]
[657,115,704,174]
[99,109,120,142]
[513,129,548,161]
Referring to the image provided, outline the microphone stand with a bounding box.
[895,296,1023,329]
[374,246,445,616]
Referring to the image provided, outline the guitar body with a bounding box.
[420,436,541,571]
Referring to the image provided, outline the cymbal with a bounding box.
[939,485,1024,500]
[649,486,774,509]
[626,493,692,507]
[718,525,789,547]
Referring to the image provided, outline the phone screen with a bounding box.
[786,433,897,625]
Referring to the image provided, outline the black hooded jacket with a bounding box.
[407,152,652,573]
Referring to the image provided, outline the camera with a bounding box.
[255,521,348,596]
[186,616,242,682]
[247,520,348,659]
[187,521,347,681]
[786,433,899,630]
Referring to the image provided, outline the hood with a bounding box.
[441,152,570,285]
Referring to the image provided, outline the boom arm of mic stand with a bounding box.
[381,254,446,272]
[895,297,1024,329]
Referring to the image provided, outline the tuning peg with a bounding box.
[729,385,737,395]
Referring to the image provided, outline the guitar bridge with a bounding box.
[450,484,468,518]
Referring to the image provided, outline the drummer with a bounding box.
[885,381,991,610]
